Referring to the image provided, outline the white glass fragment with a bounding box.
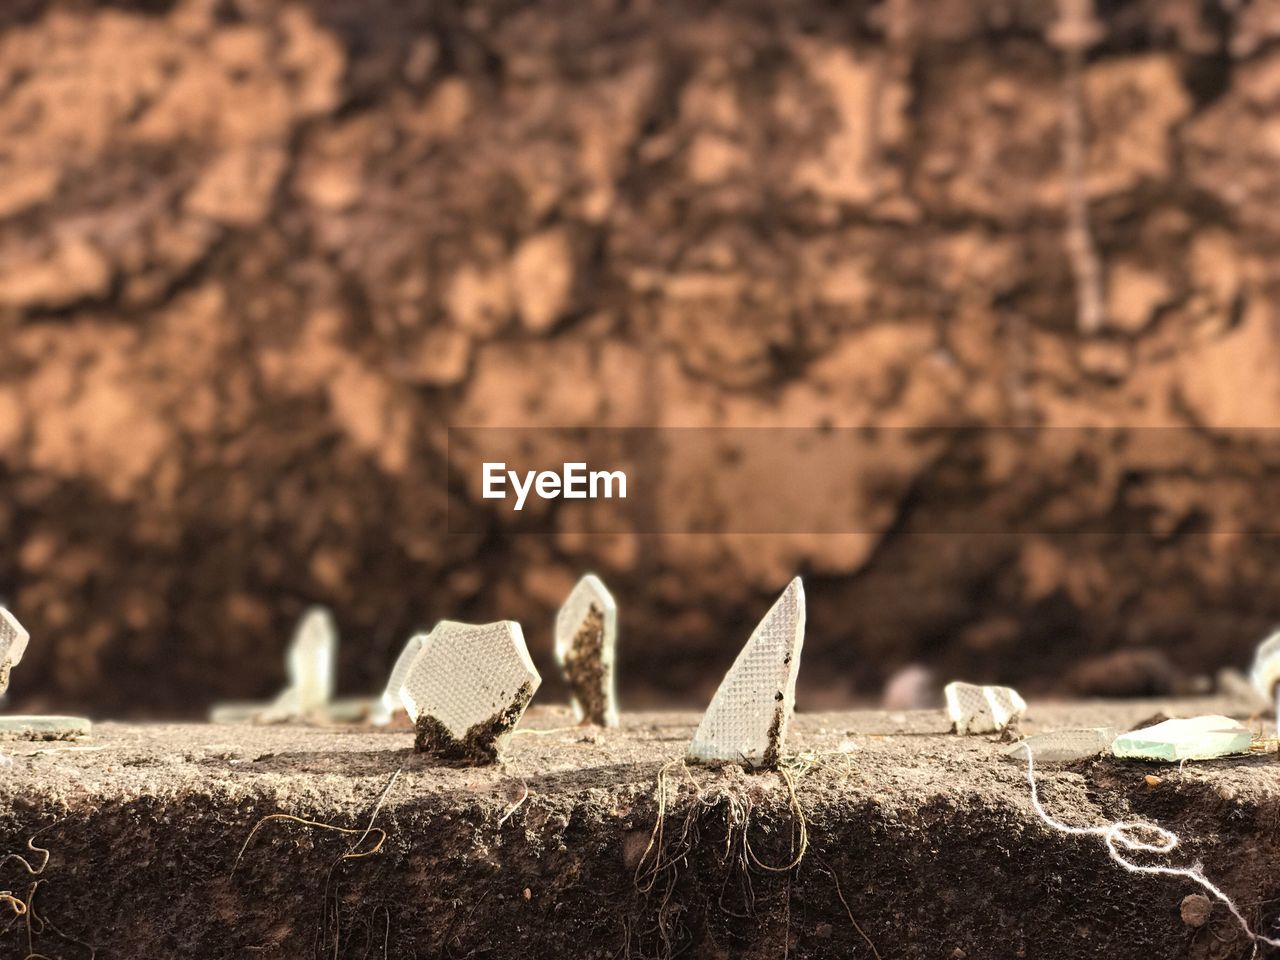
[287,607,337,710]
[687,577,805,769]
[1250,630,1280,729]
[945,681,1027,734]
[259,606,338,722]
[554,574,618,727]
[375,632,428,723]
[1005,727,1115,763]
[1252,630,1280,696]
[0,607,30,695]
[1111,715,1253,762]
[400,620,541,763]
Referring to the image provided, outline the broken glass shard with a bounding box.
[0,608,29,695]
[376,632,427,722]
[554,574,618,727]
[1110,715,1253,762]
[286,606,337,711]
[0,715,92,740]
[1005,727,1115,763]
[399,620,541,764]
[1250,629,1280,726]
[945,681,1026,734]
[687,577,805,769]
[258,606,338,722]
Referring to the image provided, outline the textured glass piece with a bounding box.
[945,681,1027,734]
[400,620,541,763]
[0,608,29,695]
[687,577,805,768]
[1005,727,1115,762]
[1111,715,1253,762]
[554,574,618,727]
[380,633,427,718]
[1250,630,1280,702]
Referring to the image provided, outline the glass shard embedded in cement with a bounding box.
[554,574,618,727]
[0,608,29,696]
[945,681,1027,734]
[288,607,337,710]
[400,620,541,764]
[1005,727,1115,763]
[687,577,805,769]
[1110,715,1253,762]
[1251,629,1280,703]
[380,632,428,719]
[259,606,338,721]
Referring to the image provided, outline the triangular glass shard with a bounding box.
[687,577,805,769]
[554,574,618,727]
[1111,715,1253,762]
[379,632,428,719]
[945,681,1026,734]
[0,608,29,695]
[400,620,541,764]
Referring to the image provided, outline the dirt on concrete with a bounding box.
[1,697,1279,958]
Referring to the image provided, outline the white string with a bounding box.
[1013,741,1280,950]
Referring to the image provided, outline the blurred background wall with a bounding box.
[1,0,1279,717]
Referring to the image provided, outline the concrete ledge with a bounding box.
[0,699,1275,958]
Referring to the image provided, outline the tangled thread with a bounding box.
[1014,742,1280,951]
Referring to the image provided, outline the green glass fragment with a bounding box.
[1110,715,1252,762]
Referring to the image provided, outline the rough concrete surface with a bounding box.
[1,698,1278,958]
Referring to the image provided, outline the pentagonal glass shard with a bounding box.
[554,574,618,727]
[1111,715,1253,762]
[380,633,427,717]
[0,608,29,696]
[399,620,541,764]
[1004,728,1115,763]
[945,681,1027,734]
[687,577,805,769]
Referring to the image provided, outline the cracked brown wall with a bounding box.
[1,0,1279,717]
